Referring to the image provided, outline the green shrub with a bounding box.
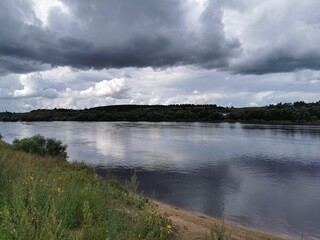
[0,133,3,141]
[13,134,67,159]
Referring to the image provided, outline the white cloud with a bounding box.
[80,78,129,99]
[14,73,59,99]
[32,0,69,25]
[14,74,40,97]
[1,64,320,112]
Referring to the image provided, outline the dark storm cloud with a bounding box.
[0,56,49,76]
[0,0,240,74]
[233,51,320,75]
[1,0,320,75]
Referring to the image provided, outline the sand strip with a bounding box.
[153,200,295,240]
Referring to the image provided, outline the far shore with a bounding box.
[1,102,320,125]
[152,200,296,240]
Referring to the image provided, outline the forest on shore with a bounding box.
[0,101,320,124]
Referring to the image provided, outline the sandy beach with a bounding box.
[153,200,295,240]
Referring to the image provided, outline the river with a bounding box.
[0,122,319,239]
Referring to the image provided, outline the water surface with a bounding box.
[0,122,319,239]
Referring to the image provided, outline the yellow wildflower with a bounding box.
[27,176,34,182]
[150,210,156,215]
[55,187,64,193]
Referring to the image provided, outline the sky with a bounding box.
[1,0,320,112]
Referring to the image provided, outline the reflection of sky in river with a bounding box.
[0,122,319,239]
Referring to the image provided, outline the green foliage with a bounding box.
[1,101,320,124]
[0,133,3,141]
[0,141,174,240]
[12,135,67,159]
[228,101,320,123]
[125,170,139,194]
[0,104,228,122]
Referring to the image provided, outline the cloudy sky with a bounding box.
[1,0,320,112]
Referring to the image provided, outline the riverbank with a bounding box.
[153,200,292,240]
[0,141,174,239]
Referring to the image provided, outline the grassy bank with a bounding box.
[0,141,173,240]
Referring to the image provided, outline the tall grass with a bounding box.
[205,221,231,240]
[0,141,173,240]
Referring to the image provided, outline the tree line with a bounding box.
[0,101,320,124]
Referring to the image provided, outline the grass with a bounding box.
[0,141,174,240]
[205,221,231,240]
